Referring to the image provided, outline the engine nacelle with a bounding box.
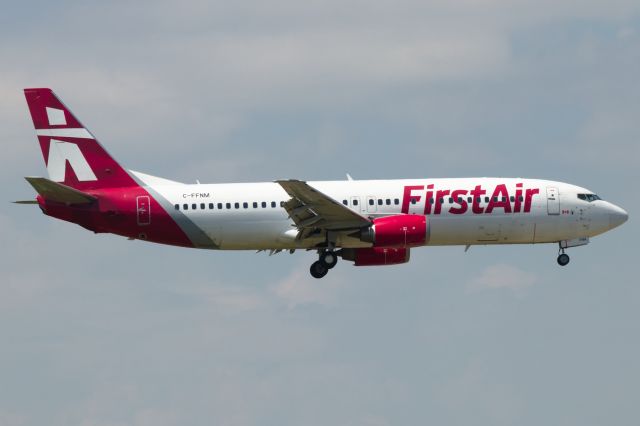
[360,214,428,247]
[340,247,410,266]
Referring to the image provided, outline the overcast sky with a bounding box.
[1,1,639,425]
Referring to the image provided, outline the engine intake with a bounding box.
[360,214,428,247]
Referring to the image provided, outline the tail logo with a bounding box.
[47,139,97,182]
[46,107,67,126]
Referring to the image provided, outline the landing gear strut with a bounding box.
[310,249,339,278]
[557,245,570,266]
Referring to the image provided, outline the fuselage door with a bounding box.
[366,196,377,213]
[351,196,364,213]
[136,195,151,225]
[546,187,560,215]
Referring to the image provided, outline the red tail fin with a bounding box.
[24,88,137,190]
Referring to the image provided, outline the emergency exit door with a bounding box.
[546,187,560,215]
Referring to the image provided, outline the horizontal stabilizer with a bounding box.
[24,177,97,205]
[13,200,38,204]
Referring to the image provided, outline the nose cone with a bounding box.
[608,204,629,230]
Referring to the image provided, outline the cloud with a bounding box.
[270,262,347,309]
[436,360,523,425]
[0,410,26,426]
[171,282,267,314]
[467,263,537,292]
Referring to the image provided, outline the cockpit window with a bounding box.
[577,193,601,202]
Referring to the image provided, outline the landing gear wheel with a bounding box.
[310,261,329,279]
[557,253,570,266]
[320,251,338,269]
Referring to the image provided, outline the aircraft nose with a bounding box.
[608,204,629,229]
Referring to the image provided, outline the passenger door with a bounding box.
[546,187,560,215]
[136,195,151,225]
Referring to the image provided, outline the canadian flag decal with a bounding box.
[46,139,98,182]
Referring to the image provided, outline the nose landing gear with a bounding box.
[557,245,570,266]
[309,250,339,278]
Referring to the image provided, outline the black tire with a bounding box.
[320,251,338,269]
[310,261,329,278]
[557,253,570,266]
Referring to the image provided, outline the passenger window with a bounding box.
[510,196,515,202]
[218,203,223,209]
[243,202,248,208]
[280,201,285,207]
[343,200,348,205]
[353,199,358,206]
[394,199,399,205]
[378,199,383,205]
[411,199,416,205]
[183,204,188,210]
[234,202,239,209]
[261,201,267,208]
[439,198,444,204]
[386,199,391,205]
[448,197,453,203]
[209,203,214,209]
[192,203,197,210]
[253,202,258,208]
[493,197,498,202]
[226,203,231,209]
[501,197,506,202]
[467,197,472,203]
[485,197,489,203]
[458,197,463,203]
[369,199,374,206]
[271,201,276,208]
[476,197,481,203]
[200,203,205,210]
[518,196,524,202]
[174,204,179,210]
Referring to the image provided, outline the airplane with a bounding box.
[16,88,629,278]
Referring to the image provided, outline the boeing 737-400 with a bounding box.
[17,88,629,278]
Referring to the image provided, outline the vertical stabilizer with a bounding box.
[24,88,136,190]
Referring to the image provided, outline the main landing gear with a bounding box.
[310,250,339,279]
[557,245,570,267]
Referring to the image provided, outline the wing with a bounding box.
[276,180,371,238]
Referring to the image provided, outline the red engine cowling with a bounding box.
[340,247,410,266]
[360,214,428,247]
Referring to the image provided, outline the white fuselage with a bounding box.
[133,174,625,250]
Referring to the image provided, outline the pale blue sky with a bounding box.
[1,1,639,425]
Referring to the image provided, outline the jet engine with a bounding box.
[360,214,428,247]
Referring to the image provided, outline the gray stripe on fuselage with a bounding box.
[129,175,219,249]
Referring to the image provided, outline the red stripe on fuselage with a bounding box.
[39,186,195,248]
